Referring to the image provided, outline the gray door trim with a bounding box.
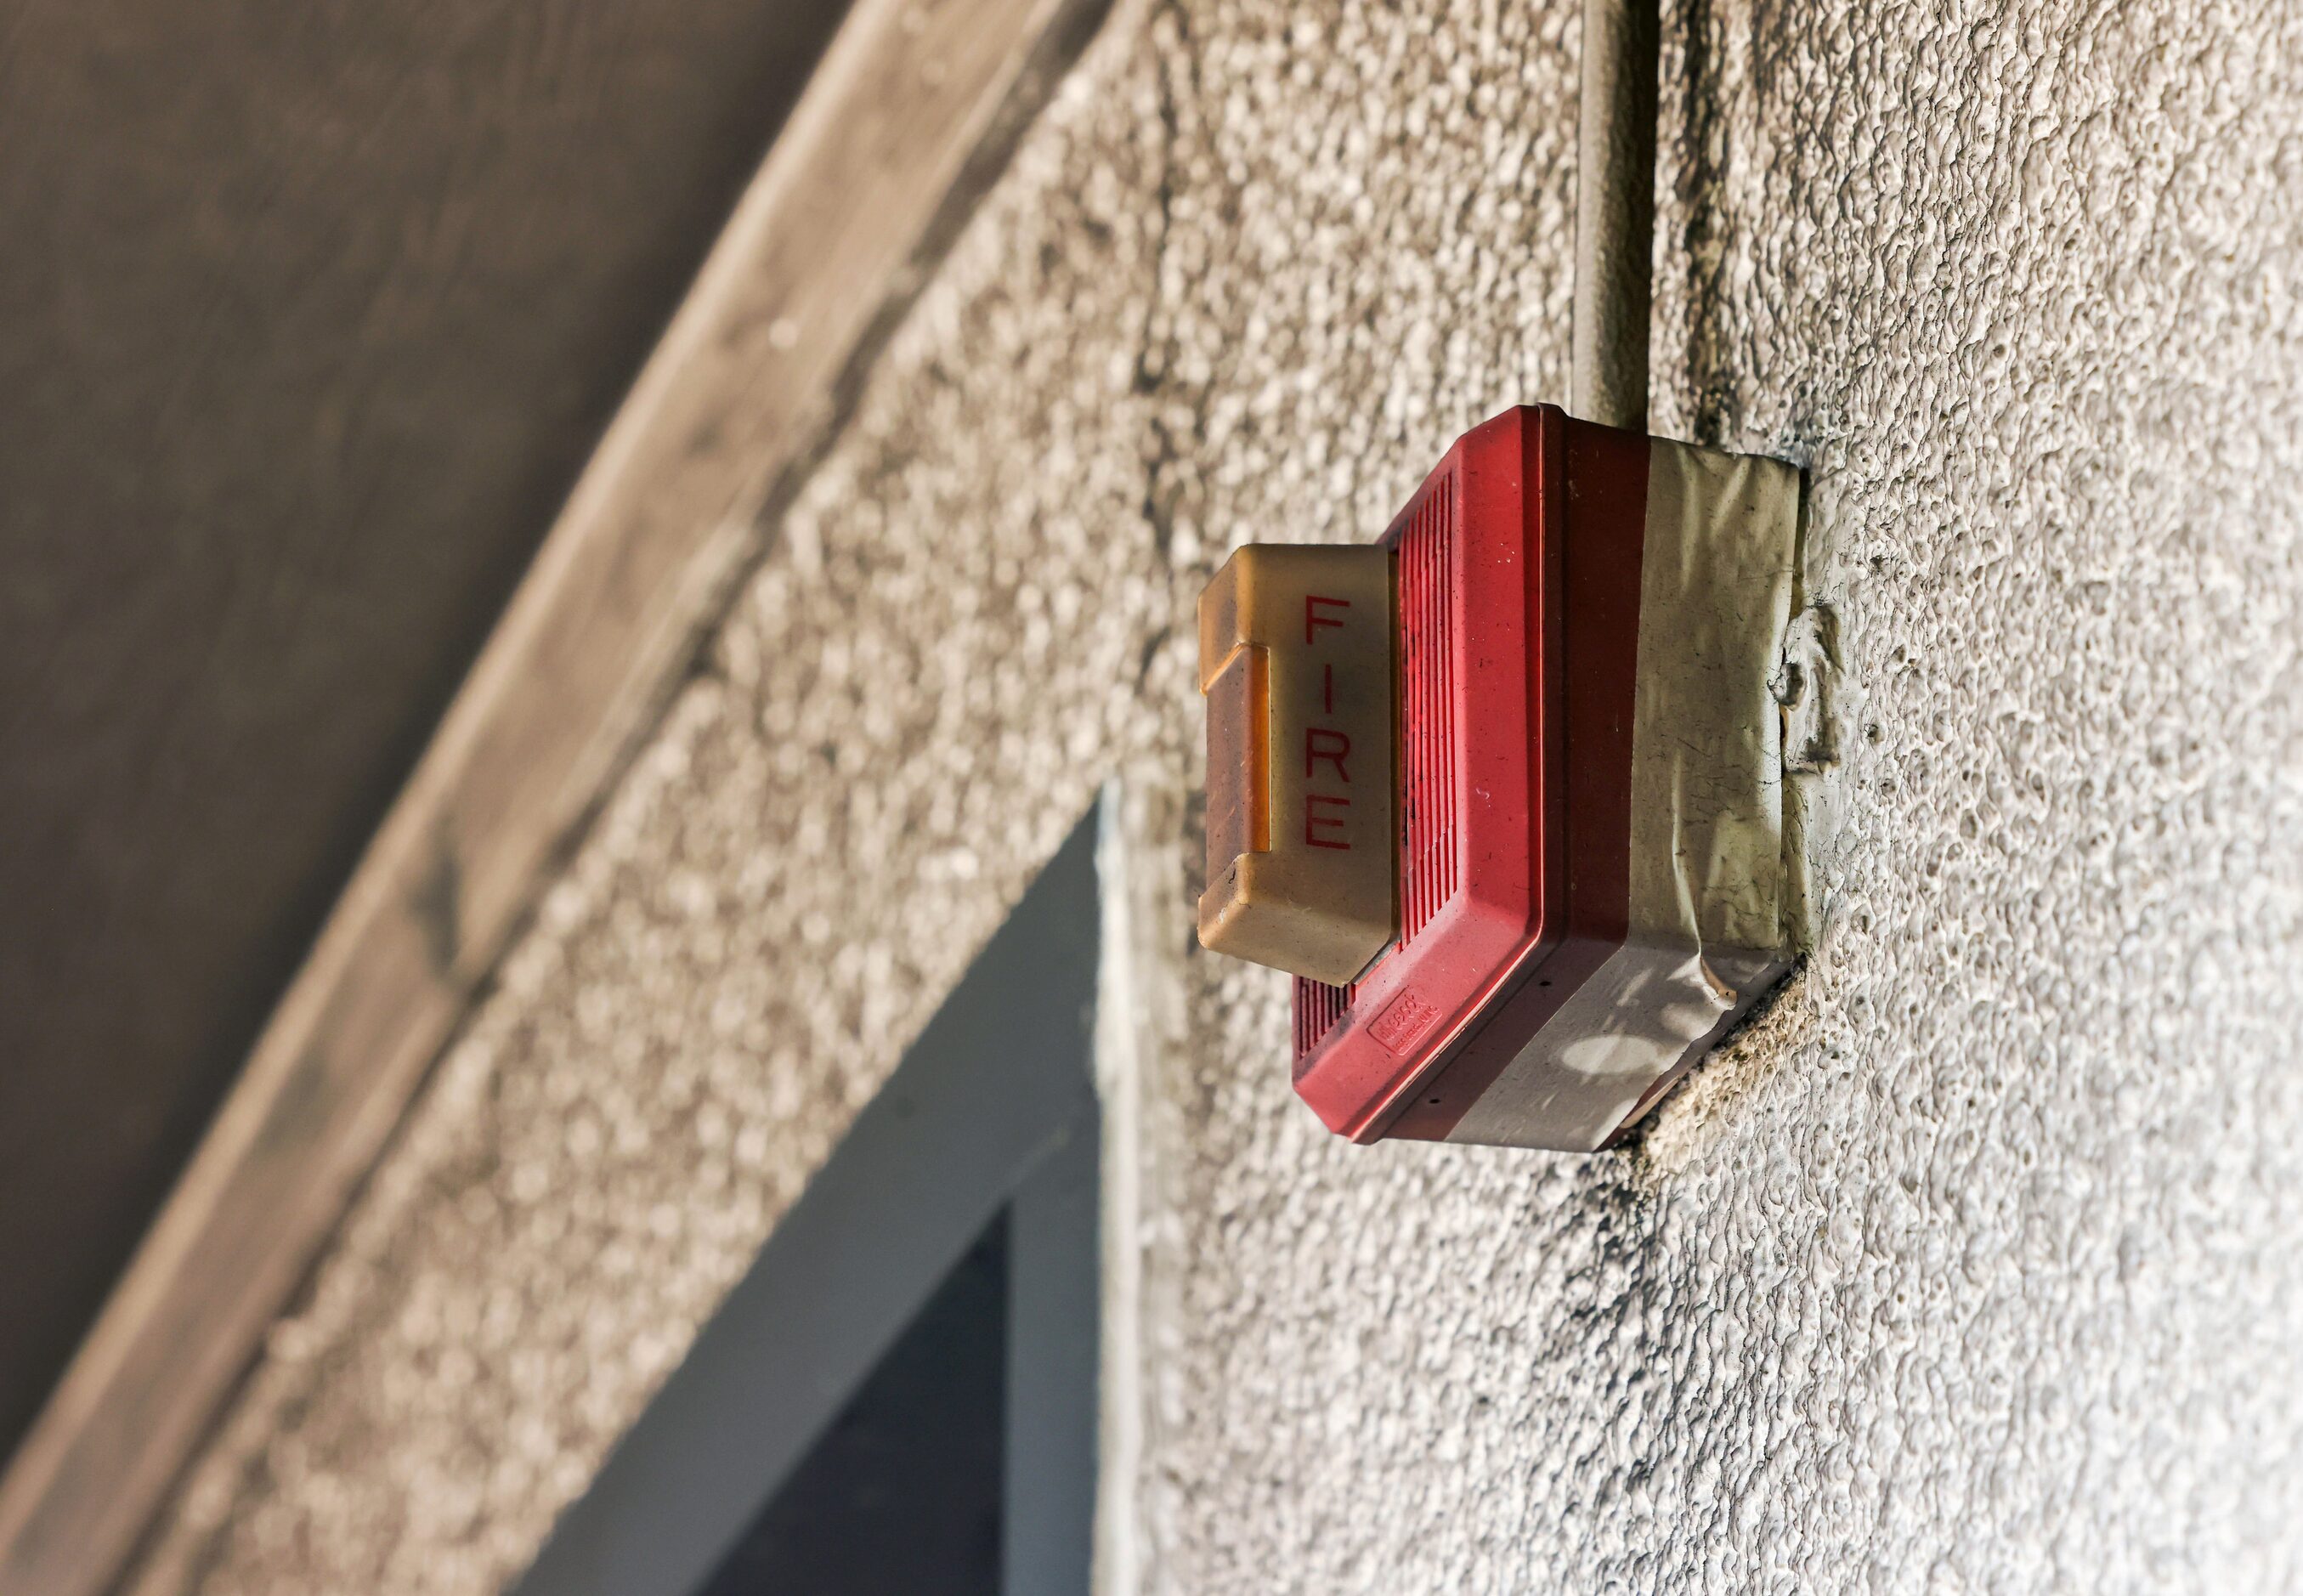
[513,809,1102,1596]
[1002,1112,1101,1596]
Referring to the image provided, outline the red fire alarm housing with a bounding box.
[1198,405,1802,1152]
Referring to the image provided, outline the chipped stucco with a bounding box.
[132,0,2303,1591]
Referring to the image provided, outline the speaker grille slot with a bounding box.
[1293,976,1350,1059]
[1398,475,1459,945]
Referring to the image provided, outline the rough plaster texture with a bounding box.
[130,0,2303,1591]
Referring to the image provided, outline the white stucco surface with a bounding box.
[133,0,2303,1591]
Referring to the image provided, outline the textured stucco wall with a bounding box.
[133,0,2303,1590]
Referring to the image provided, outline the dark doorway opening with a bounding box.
[518,807,1104,1596]
[699,1213,1010,1596]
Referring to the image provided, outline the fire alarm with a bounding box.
[1197,405,1803,1152]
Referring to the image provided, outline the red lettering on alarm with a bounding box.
[1300,592,1359,852]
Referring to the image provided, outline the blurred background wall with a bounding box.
[10,0,2300,1589]
[0,0,853,1468]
